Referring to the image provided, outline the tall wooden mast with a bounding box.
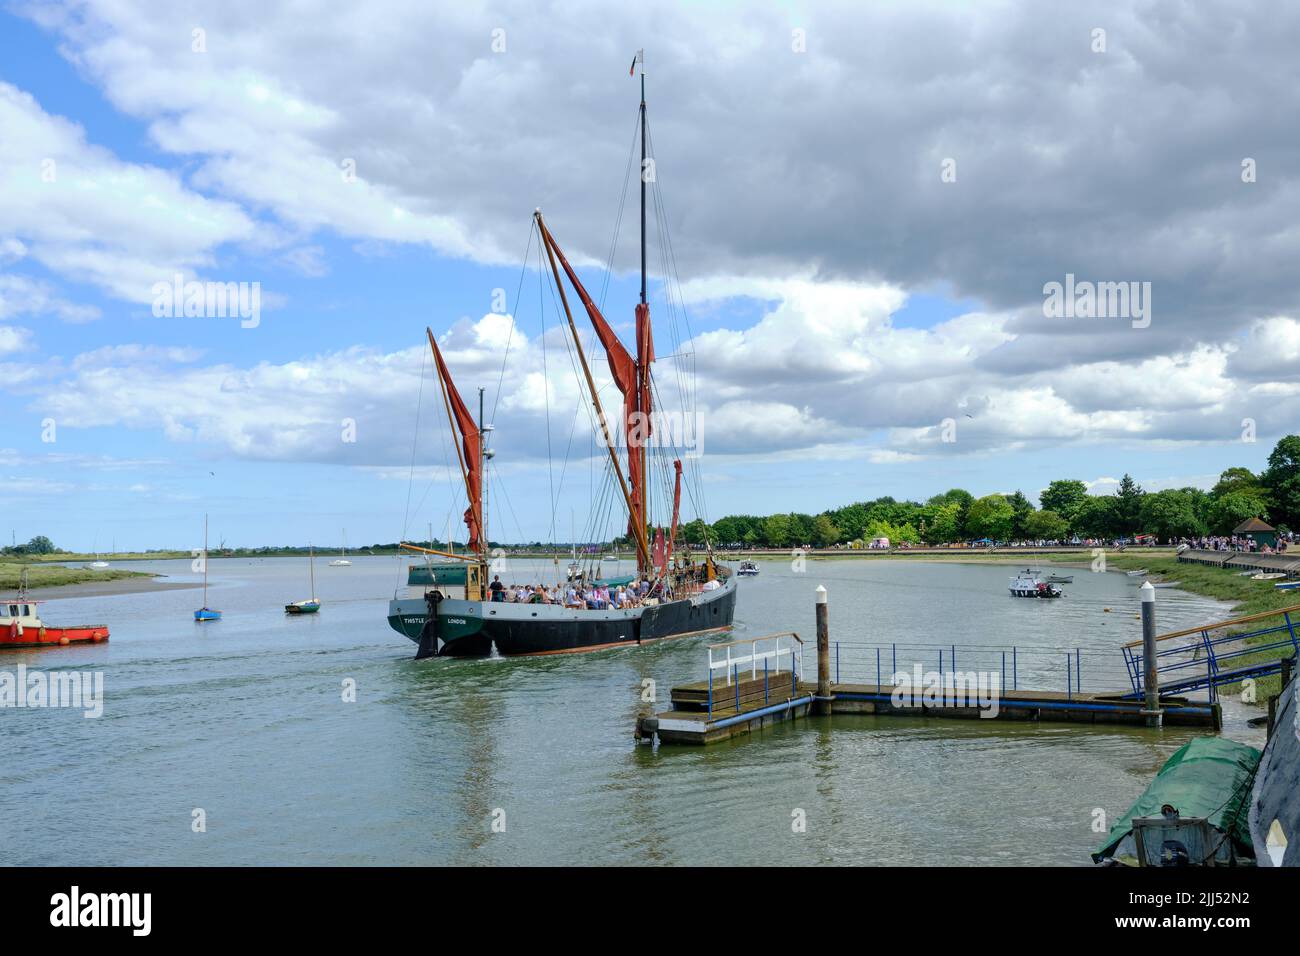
[535,211,652,570]
[637,53,651,557]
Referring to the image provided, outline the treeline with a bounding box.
[684,435,1300,549]
[1,536,58,556]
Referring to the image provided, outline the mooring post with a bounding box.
[1140,581,1162,727]
[815,585,832,715]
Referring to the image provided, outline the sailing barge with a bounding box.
[388,59,736,657]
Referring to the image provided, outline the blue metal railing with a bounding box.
[1122,610,1300,701]
[798,640,1129,696]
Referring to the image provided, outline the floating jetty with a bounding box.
[643,677,1218,746]
[637,585,1251,746]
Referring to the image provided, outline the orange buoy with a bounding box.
[59,636,70,646]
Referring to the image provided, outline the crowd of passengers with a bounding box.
[484,563,720,609]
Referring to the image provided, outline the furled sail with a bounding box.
[667,458,682,567]
[426,328,483,551]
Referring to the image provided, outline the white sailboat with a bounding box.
[329,528,352,567]
[89,532,109,568]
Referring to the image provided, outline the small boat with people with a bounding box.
[1008,569,1063,598]
[737,560,760,577]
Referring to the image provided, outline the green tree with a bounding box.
[811,515,840,548]
[1023,509,1068,541]
[1211,466,1263,499]
[1138,489,1207,540]
[921,502,962,544]
[1263,435,1300,530]
[1073,495,1119,538]
[966,495,1015,542]
[680,519,709,546]
[787,513,815,546]
[1207,490,1270,535]
[1113,474,1145,536]
[762,513,792,548]
[828,502,870,541]
[1039,480,1088,524]
[26,535,56,555]
[1005,490,1035,538]
[928,489,974,538]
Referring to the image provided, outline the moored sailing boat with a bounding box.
[285,544,321,614]
[194,513,221,622]
[329,530,351,566]
[388,56,736,657]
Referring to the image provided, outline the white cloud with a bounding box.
[0,326,34,354]
[0,274,101,323]
[0,81,258,302]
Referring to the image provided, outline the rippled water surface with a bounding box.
[0,556,1261,865]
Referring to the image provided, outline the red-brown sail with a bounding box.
[542,233,649,553]
[667,458,682,567]
[426,328,483,551]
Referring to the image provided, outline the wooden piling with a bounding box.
[1140,582,1162,728]
[815,585,832,715]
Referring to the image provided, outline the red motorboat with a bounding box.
[1,598,109,648]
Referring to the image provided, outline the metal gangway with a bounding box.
[1122,604,1300,701]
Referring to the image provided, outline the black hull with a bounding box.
[485,584,736,656]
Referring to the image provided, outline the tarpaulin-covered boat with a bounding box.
[1093,736,1260,866]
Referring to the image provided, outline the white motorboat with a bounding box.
[1008,569,1063,598]
[737,560,759,577]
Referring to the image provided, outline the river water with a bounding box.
[0,556,1261,866]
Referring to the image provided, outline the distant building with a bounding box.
[1233,517,1277,549]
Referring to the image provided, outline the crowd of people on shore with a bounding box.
[1182,533,1294,554]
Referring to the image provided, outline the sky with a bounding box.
[2,0,1299,552]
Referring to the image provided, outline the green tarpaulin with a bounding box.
[1093,736,1261,864]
